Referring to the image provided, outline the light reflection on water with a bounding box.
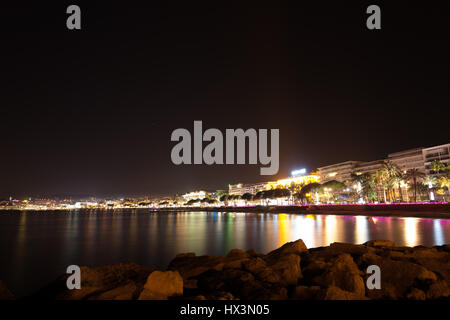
[1,209,450,297]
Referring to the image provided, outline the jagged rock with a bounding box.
[425,280,450,299]
[400,249,450,287]
[195,268,285,300]
[0,280,14,300]
[33,263,152,300]
[290,285,321,300]
[246,249,259,257]
[301,257,328,282]
[184,279,198,289]
[312,254,365,298]
[168,255,226,279]
[138,270,183,300]
[406,288,426,300]
[89,281,138,300]
[226,249,249,260]
[242,258,281,283]
[251,267,281,284]
[364,240,396,247]
[360,253,439,299]
[266,254,302,286]
[267,239,308,257]
[205,291,236,300]
[319,286,367,300]
[324,242,369,257]
[223,258,249,269]
[435,244,450,252]
[243,257,267,273]
[26,238,450,301]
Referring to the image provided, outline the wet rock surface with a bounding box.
[16,239,450,300]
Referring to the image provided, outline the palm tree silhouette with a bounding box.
[404,169,426,202]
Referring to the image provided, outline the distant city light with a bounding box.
[291,168,306,177]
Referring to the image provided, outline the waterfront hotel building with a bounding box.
[227,143,449,197]
[228,173,320,196]
[318,143,450,184]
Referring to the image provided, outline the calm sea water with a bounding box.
[1,209,450,297]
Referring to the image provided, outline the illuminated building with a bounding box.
[228,171,320,196]
[423,143,450,176]
[318,161,363,183]
[228,183,268,196]
[388,148,425,173]
[318,143,450,183]
[267,172,320,189]
[182,190,210,201]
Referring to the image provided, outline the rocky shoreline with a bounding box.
[3,239,450,300]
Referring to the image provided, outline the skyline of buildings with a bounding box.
[1,142,449,210]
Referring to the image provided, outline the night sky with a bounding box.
[1,2,449,198]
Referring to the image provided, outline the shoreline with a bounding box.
[152,203,450,219]
[2,203,450,219]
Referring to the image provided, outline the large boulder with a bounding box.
[32,263,152,300]
[311,253,365,298]
[319,286,367,300]
[195,268,286,300]
[243,258,281,284]
[168,254,226,279]
[359,252,442,299]
[226,249,250,260]
[267,239,308,257]
[89,282,138,300]
[364,240,396,248]
[290,285,321,300]
[265,254,302,286]
[138,271,183,300]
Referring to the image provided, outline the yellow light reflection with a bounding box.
[324,215,337,245]
[355,216,369,244]
[293,215,315,248]
[433,220,444,245]
[278,214,289,247]
[404,218,418,247]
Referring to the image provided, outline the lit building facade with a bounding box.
[267,173,320,189]
[317,161,363,183]
[182,190,210,201]
[318,143,450,183]
[423,143,450,176]
[228,183,269,196]
[228,173,320,196]
[388,148,425,173]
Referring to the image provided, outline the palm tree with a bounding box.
[374,169,388,202]
[390,175,404,202]
[322,180,346,203]
[403,169,426,202]
[241,193,253,205]
[423,175,437,186]
[438,175,450,201]
[423,175,438,201]
[430,160,446,175]
[380,161,404,202]
[438,175,450,192]
[295,182,322,204]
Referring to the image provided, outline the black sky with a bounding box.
[1,1,449,198]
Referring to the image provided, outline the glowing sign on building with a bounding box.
[291,168,306,177]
